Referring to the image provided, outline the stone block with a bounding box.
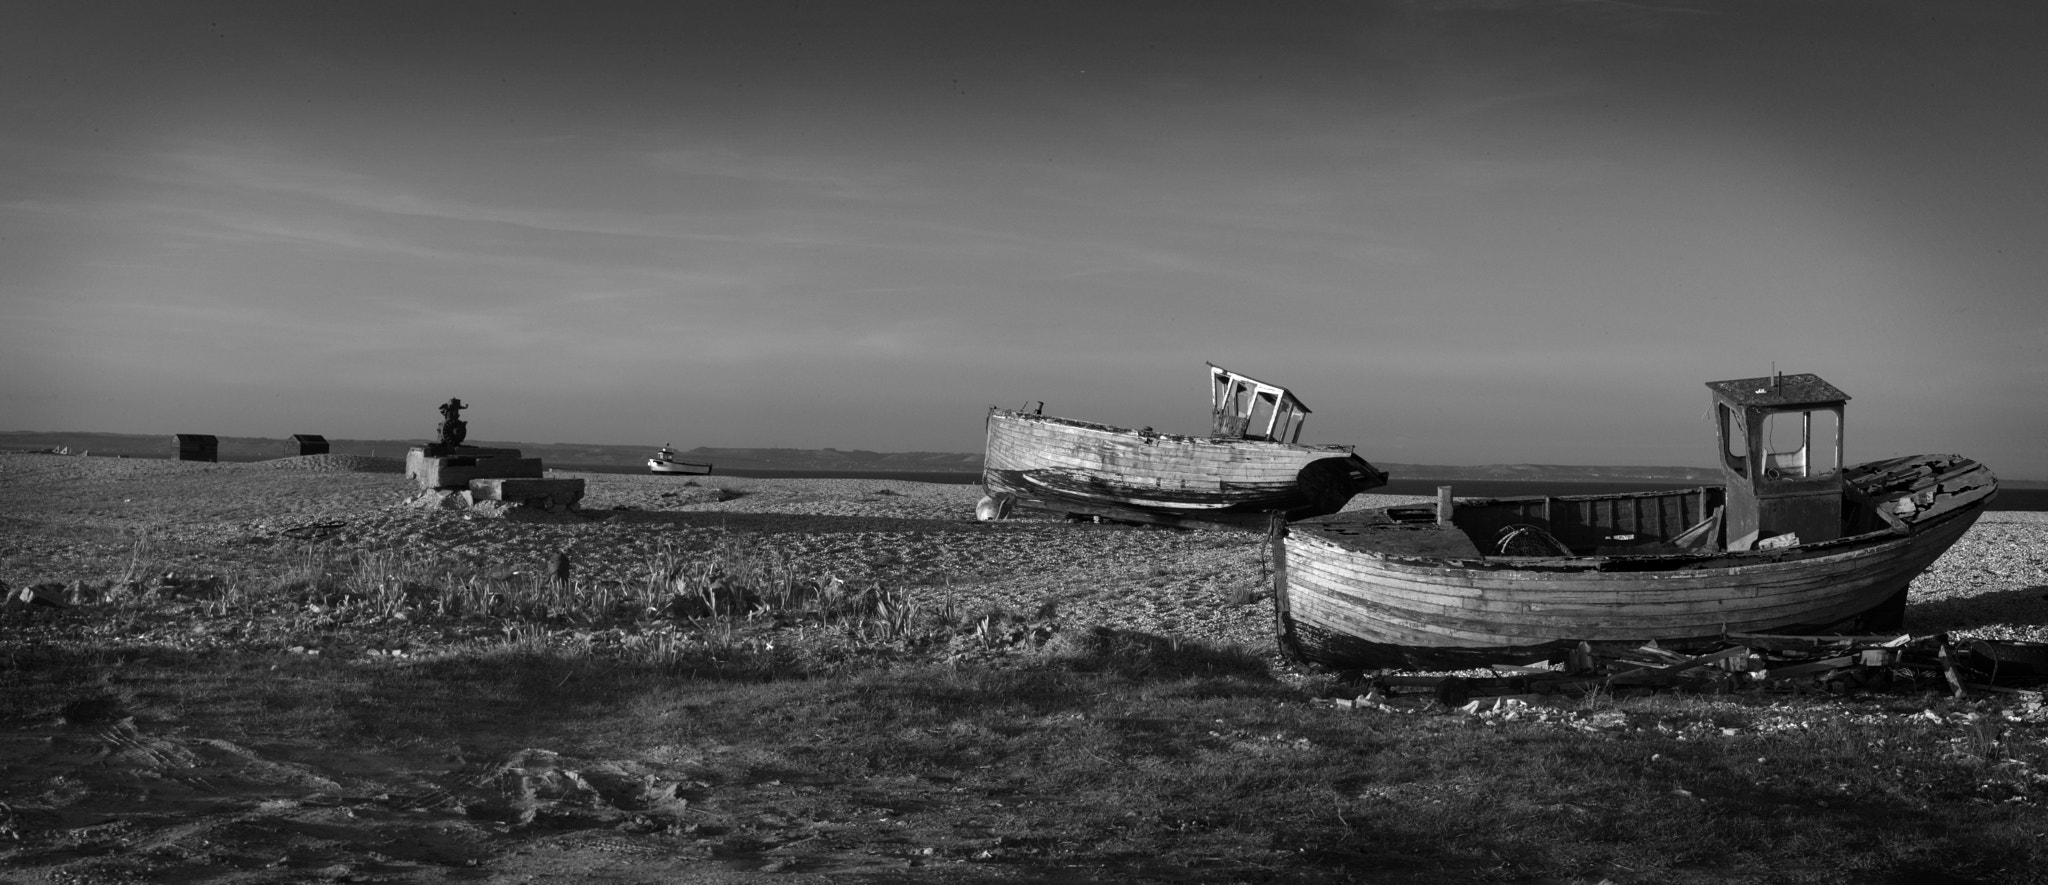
[417,456,543,490]
[406,445,523,480]
[468,478,585,510]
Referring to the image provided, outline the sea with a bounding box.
[558,463,2048,512]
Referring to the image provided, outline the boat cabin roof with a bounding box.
[1705,373,1849,410]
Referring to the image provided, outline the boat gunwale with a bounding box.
[986,407,1358,454]
[1297,486,1992,573]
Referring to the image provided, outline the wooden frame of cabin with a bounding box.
[1210,363,1310,442]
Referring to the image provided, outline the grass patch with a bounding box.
[5,536,2048,883]
[9,638,2046,883]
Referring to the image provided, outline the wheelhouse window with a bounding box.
[1209,364,1311,442]
[1246,392,1278,440]
[1719,403,1749,479]
[1760,408,1841,479]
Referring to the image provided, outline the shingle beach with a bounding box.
[4,452,2044,657]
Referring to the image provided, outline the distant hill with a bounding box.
[5,431,2039,486]
[0,430,983,473]
[0,432,981,474]
[666,447,983,473]
[0,431,378,463]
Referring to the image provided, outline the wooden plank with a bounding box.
[1726,632,1911,648]
[1270,513,1290,618]
[1760,655,1856,680]
[1605,647,1753,688]
[1939,643,1969,700]
[1287,544,1919,612]
[1285,555,1925,647]
[1283,569,1884,630]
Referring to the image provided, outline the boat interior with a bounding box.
[1385,485,1859,556]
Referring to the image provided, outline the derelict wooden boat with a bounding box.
[1271,374,1998,670]
[648,445,713,475]
[981,364,1386,528]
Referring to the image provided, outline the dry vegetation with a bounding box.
[4,452,2048,884]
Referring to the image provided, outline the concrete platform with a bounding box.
[416,455,543,490]
[406,445,522,481]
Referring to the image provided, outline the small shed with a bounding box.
[288,434,330,456]
[173,434,219,462]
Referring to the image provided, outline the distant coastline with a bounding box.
[6,429,2043,503]
[581,468,2045,513]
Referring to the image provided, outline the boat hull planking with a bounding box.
[983,408,1383,528]
[1273,454,1996,670]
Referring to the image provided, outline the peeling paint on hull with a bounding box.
[982,409,1384,529]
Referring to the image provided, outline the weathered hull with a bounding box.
[648,459,713,475]
[1275,455,1996,670]
[983,409,1383,528]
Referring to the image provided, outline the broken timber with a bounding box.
[1334,634,2048,705]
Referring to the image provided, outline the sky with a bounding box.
[3,1,2044,478]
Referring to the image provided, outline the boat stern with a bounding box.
[1291,453,1388,518]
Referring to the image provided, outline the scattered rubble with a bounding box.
[1317,632,2048,715]
[3,580,69,612]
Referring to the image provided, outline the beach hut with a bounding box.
[173,434,218,462]
[288,434,330,456]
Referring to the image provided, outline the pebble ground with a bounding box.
[3,452,2043,655]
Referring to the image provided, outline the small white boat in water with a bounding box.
[648,444,713,475]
